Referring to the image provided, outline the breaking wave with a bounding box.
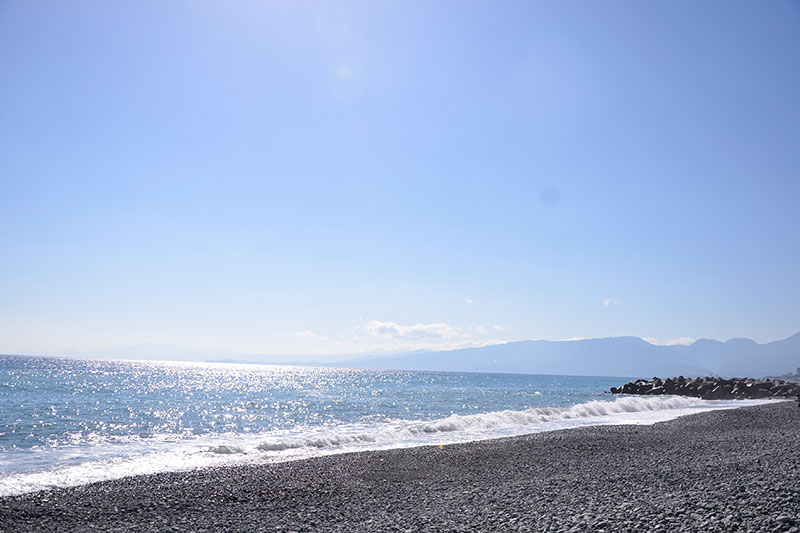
[249,395,719,453]
[0,395,771,497]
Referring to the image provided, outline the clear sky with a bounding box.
[1,1,799,358]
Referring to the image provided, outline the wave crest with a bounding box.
[2,395,768,497]
[252,395,707,454]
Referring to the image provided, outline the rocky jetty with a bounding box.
[610,376,800,400]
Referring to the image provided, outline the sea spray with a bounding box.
[0,393,772,497]
[0,356,776,496]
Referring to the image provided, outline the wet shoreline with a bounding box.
[2,401,799,532]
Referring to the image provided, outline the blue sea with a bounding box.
[0,355,768,496]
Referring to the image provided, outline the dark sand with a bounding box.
[2,401,800,532]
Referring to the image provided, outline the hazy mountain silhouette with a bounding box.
[343,332,800,378]
[670,332,800,376]
[19,332,800,379]
[345,337,710,378]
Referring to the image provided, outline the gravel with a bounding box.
[2,401,800,532]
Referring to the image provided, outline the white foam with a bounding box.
[0,396,777,497]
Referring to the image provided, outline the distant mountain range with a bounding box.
[338,332,800,379]
[668,332,800,377]
[12,332,800,379]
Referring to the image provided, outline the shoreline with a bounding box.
[0,396,774,498]
[2,401,799,531]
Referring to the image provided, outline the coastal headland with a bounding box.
[2,401,799,532]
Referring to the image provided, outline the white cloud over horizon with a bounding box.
[642,336,696,346]
[295,330,329,341]
[347,338,509,355]
[336,65,354,80]
[356,319,461,340]
[287,320,511,356]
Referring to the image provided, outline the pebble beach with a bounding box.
[2,401,799,532]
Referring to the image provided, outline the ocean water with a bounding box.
[0,355,770,496]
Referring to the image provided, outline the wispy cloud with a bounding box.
[352,339,508,354]
[665,337,695,346]
[357,320,461,340]
[642,336,696,346]
[295,330,328,341]
[603,297,617,307]
[664,337,697,346]
[290,319,515,356]
[337,65,354,80]
[465,298,473,305]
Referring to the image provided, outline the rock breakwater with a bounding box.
[610,376,800,400]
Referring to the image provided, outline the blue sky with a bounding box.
[1,1,799,358]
